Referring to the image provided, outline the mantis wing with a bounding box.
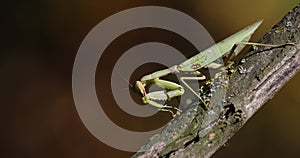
[178,20,263,72]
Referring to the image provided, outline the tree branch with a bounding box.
[131,4,300,158]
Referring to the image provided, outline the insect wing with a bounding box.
[178,20,263,72]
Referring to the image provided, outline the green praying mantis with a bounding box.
[134,20,294,117]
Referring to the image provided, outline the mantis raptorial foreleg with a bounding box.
[136,70,207,116]
[142,79,184,101]
[138,77,184,116]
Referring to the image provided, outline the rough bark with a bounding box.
[131,4,300,158]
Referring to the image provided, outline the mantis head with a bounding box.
[134,81,146,97]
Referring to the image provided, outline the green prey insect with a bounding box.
[134,20,293,117]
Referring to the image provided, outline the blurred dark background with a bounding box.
[1,0,300,158]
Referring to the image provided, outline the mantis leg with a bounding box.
[224,41,295,64]
[237,41,295,47]
[180,76,208,108]
[141,78,184,116]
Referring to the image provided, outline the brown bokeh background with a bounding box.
[2,0,300,158]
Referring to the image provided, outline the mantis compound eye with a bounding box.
[134,81,146,97]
